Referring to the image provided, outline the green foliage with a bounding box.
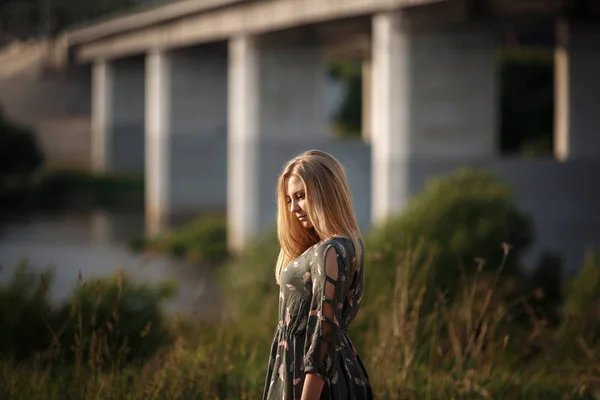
[0,107,46,209]
[30,168,145,209]
[6,167,600,397]
[0,107,44,178]
[0,261,54,361]
[365,168,535,301]
[52,270,176,366]
[561,252,600,343]
[327,60,362,139]
[326,47,555,152]
[1,167,145,211]
[499,47,554,156]
[130,214,229,264]
[527,251,564,324]
[563,252,600,318]
[0,107,142,211]
[0,261,175,366]
[217,228,279,335]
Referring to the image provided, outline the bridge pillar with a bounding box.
[91,60,112,172]
[145,49,171,236]
[227,35,328,251]
[554,19,600,161]
[370,12,498,223]
[91,57,145,173]
[145,46,228,236]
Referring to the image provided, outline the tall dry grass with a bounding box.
[2,245,600,399]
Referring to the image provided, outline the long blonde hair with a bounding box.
[274,149,362,283]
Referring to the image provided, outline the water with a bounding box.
[0,210,223,318]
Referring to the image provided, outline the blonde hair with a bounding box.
[274,149,362,283]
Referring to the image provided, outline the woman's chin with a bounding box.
[300,220,313,229]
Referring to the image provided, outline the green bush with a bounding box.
[0,261,176,366]
[0,106,143,210]
[0,262,54,361]
[364,168,535,302]
[131,215,229,264]
[5,170,600,397]
[560,252,600,342]
[52,271,176,366]
[30,168,145,209]
[499,47,554,156]
[327,60,363,139]
[217,228,279,334]
[0,107,44,178]
[0,106,45,207]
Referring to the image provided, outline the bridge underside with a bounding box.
[63,0,600,273]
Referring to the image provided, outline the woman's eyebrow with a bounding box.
[287,189,303,196]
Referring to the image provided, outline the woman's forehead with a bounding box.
[286,175,304,193]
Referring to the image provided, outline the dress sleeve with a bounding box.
[303,240,348,380]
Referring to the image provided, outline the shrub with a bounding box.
[0,106,45,207]
[0,107,44,178]
[364,168,535,303]
[30,168,145,209]
[131,214,229,264]
[217,227,279,337]
[0,261,54,361]
[560,251,600,343]
[51,270,176,367]
[499,47,554,156]
[0,261,176,366]
[327,60,362,139]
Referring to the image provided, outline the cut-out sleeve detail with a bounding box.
[303,241,347,380]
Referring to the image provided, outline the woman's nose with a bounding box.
[290,200,299,213]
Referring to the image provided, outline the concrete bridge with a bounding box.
[55,0,600,271]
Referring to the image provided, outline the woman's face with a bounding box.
[286,174,313,229]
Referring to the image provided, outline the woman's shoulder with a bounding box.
[316,236,358,259]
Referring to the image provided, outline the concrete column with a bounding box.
[170,46,228,219]
[361,60,372,143]
[145,49,172,236]
[145,46,228,236]
[371,12,497,223]
[91,60,112,172]
[228,35,260,252]
[111,58,145,172]
[554,19,600,161]
[227,34,328,251]
[91,57,145,173]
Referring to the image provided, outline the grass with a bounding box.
[2,163,600,398]
[2,239,600,399]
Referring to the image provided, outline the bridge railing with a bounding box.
[0,0,163,43]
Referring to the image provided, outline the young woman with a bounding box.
[262,150,373,400]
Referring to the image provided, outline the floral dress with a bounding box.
[262,237,373,400]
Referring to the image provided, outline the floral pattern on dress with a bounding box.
[262,237,373,400]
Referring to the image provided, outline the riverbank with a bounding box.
[0,167,145,213]
[3,169,600,398]
[1,238,598,399]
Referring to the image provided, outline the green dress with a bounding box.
[262,237,373,400]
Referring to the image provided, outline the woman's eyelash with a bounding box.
[285,194,305,203]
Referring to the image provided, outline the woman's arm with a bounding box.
[301,373,325,400]
[302,245,344,399]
